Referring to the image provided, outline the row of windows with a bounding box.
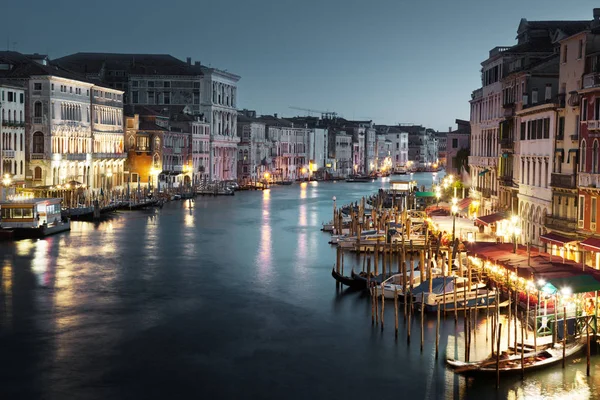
[132,80,201,89]
[519,118,551,140]
[2,109,23,123]
[2,160,24,177]
[578,196,597,225]
[581,97,600,122]
[2,132,23,151]
[1,90,24,103]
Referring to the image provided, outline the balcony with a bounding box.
[93,152,127,159]
[63,153,87,161]
[567,91,579,107]
[32,117,43,124]
[2,150,15,158]
[570,134,579,141]
[579,172,600,189]
[545,215,577,232]
[588,120,600,131]
[30,153,44,160]
[498,175,513,187]
[583,72,600,89]
[500,138,514,150]
[550,173,576,189]
[503,107,515,118]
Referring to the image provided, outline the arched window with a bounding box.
[19,110,23,122]
[581,139,587,172]
[20,160,23,175]
[33,131,44,154]
[153,153,160,168]
[13,110,16,121]
[154,136,160,150]
[20,134,23,151]
[593,140,599,174]
[34,166,42,180]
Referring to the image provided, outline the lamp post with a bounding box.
[451,197,459,244]
[510,215,521,253]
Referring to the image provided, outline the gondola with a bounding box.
[350,269,391,287]
[331,268,366,290]
[446,341,585,376]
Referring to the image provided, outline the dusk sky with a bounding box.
[2,0,598,130]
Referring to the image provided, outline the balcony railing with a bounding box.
[550,173,576,189]
[579,172,600,188]
[498,175,513,186]
[571,134,579,141]
[32,117,44,124]
[567,91,579,107]
[583,72,600,89]
[30,153,44,160]
[94,152,127,159]
[2,149,15,158]
[588,120,600,131]
[545,215,577,232]
[63,153,87,161]
[500,138,514,150]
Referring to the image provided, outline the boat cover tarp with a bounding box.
[411,277,457,295]
[415,191,435,198]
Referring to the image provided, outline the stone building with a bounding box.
[0,82,26,183]
[445,119,471,176]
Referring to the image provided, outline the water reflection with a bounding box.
[257,189,273,280]
[31,239,50,287]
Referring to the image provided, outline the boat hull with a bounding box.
[417,291,496,312]
[331,268,366,290]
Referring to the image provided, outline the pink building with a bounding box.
[446,119,470,176]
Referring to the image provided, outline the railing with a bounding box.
[30,153,44,160]
[1,121,25,127]
[579,172,600,188]
[583,72,600,89]
[63,153,87,161]
[588,120,600,131]
[32,117,43,124]
[571,134,579,141]
[498,175,513,186]
[500,138,513,150]
[2,150,15,158]
[93,152,127,159]
[545,215,577,232]
[567,92,578,107]
[136,146,150,151]
[502,100,515,108]
[550,173,576,189]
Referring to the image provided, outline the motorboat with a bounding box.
[412,276,496,312]
[375,267,444,299]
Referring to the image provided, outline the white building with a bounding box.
[1,83,26,182]
[237,111,268,182]
[385,129,408,170]
[307,127,327,173]
[200,67,240,182]
[333,131,352,176]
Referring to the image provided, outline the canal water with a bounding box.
[0,172,598,399]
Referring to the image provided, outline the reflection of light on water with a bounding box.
[512,370,591,400]
[16,240,34,256]
[184,212,194,228]
[257,189,272,279]
[2,261,12,326]
[32,239,49,286]
[300,182,307,199]
[296,204,307,272]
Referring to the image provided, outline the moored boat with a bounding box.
[331,268,367,290]
[446,341,585,375]
[375,267,443,299]
[412,276,496,312]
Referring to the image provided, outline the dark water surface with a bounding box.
[0,174,599,399]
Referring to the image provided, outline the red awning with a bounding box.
[457,198,472,210]
[475,211,509,226]
[580,237,600,252]
[540,232,577,247]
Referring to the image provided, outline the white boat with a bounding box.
[337,233,387,249]
[412,276,496,312]
[328,229,379,244]
[375,267,444,299]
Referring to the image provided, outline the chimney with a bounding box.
[274,113,278,118]
[186,57,191,65]
[449,127,452,132]
[593,8,600,28]
[195,61,201,66]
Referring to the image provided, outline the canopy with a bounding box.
[539,232,578,247]
[542,275,600,295]
[475,211,509,226]
[457,197,472,211]
[580,237,600,252]
[412,276,460,295]
[415,191,435,198]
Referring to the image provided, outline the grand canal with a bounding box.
[0,173,598,399]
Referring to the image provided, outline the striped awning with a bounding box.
[539,232,577,247]
[580,237,600,252]
[457,197,472,211]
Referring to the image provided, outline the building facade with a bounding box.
[1,83,26,182]
[445,119,471,176]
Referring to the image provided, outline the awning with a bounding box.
[580,237,600,252]
[457,197,472,210]
[554,149,564,157]
[415,191,435,198]
[540,232,577,247]
[543,275,600,295]
[475,211,509,226]
[478,169,490,176]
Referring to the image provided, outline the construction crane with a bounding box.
[289,106,338,120]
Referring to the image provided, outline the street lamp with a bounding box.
[451,197,459,244]
[435,186,441,206]
[510,215,521,253]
